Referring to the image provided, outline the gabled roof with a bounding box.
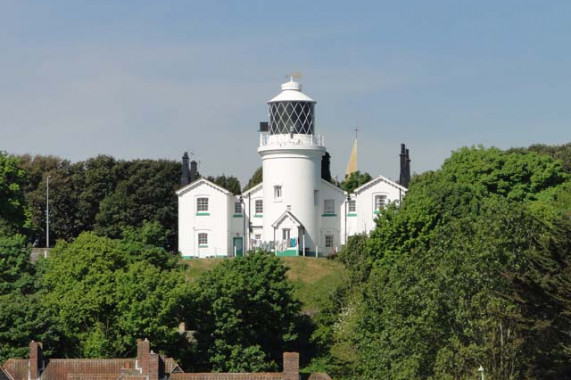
[352,175,407,195]
[271,210,305,229]
[320,178,347,196]
[241,182,263,197]
[176,178,233,197]
[2,359,28,380]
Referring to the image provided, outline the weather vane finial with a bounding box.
[285,71,301,82]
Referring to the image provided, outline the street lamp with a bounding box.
[478,365,485,380]
[46,175,50,249]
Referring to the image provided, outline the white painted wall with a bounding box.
[348,176,407,237]
[177,179,233,258]
[259,135,325,254]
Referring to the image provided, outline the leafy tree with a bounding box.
[0,232,58,363]
[0,152,29,233]
[94,159,179,249]
[191,252,300,372]
[206,174,242,195]
[347,146,571,379]
[40,232,190,359]
[244,166,263,191]
[340,171,372,193]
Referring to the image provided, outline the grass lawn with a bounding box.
[181,256,347,312]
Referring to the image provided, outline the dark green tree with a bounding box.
[206,174,242,195]
[340,171,372,193]
[0,152,29,233]
[191,252,300,372]
[243,167,263,191]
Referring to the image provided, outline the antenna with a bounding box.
[354,126,359,139]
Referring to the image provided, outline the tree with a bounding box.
[243,167,263,191]
[94,159,180,250]
[191,252,300,372]
[40,232,190,359]
[348,146,571,379]
[206,174,242,195]
[340,171,372,193]
[0,152,28,233]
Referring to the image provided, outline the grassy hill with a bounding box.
[182,256,347,312]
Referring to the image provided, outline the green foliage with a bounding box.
[40,232,190,358]
[0,152,29,233]
[191,252,300,372]
[206,174,242,195]
[243,166,263,191]
[340,171,372,193]
[342,145,571,379]
[439,146,568,201]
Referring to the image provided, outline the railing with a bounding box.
[259,133,325,148]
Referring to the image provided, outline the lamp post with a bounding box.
[46,175,50,249]
[478,365,485,380]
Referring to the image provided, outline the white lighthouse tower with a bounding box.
[258,78,326,255]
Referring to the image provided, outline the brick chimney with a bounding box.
[136,338,150,374]
[29,341,43,380]
[282,352,299,380]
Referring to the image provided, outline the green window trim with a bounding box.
[321,213,337,217]
[373,210,381,215]
[254,214,263,218]
[199,244,208,248]
[347,213,358,217]
[233,214,243,218]
[196,212,210,216]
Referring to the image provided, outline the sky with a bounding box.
[1,0,570,185]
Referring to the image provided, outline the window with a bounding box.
[324,199,335,214]
[255,199,263,214]
[325,235,334,248]
[198,233,208,246]
[274,185,282,199]
[374,194,387,210]
[255,234,262,240]
[348,199,356,213]
[234,201,242,214]
[197,197,208,212]
[282,228,290,240]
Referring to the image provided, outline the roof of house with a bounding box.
[176,178,234,197]
[352,174,407,195]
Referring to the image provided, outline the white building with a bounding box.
[176,79,408,258]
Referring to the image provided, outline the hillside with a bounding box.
[182,256,347,312]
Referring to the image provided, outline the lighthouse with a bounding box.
[258,79,326,254]
[176,78,408,258]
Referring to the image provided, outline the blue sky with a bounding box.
[1,1,570,185]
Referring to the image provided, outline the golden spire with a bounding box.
[345,127,358,177]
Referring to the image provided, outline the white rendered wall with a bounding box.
[259,135,325,253]
[349,176,407,237]
[318,179,346,254]
[177,182,231,258]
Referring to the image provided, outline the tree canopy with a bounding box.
[190,252,300,372]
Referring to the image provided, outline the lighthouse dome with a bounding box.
[267,80,316,135]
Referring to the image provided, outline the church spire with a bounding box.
[345,127,358,177]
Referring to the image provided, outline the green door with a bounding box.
[233,237,243,257]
